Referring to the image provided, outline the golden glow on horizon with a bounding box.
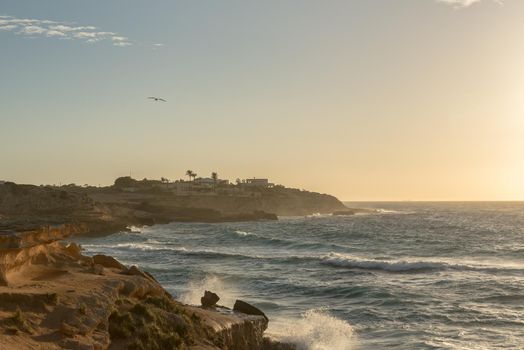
[1,1,523,201]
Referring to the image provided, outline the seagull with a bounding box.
[148,97,167,102]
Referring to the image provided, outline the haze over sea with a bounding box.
[73,202,524,350]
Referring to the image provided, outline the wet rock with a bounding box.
[262,337,297,350]
[201,290,220,308]
[92,255,125,270]
[233,300,268,321]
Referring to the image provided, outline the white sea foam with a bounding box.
[178,275,239,308]
[82,242,187,252]
[126,225,142,232]
[268,309,356,350]
[234,230,253,237]
[322,253,447,272]
[306,213,331,218]
[321,253,524,273]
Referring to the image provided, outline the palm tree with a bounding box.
[186,170,194,182]
[192,173,198,181]
[211,172,218,191]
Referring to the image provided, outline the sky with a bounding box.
[1,0,523,201]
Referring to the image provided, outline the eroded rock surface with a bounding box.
[0,225,286,349]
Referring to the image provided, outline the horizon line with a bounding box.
[343,200,524,203]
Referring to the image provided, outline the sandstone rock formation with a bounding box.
[0,225,292,349]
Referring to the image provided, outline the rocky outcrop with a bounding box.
[1,180,346,239]
[97,189,346,217]
[0,224,89,286]
[0,223,88,249]
[234,300,269,322]
[201,290,220,308]
[0,226,289,349]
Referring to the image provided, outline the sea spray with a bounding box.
[126,225,142,233]
[234,230,254,237]
[268,309,356,350]
[179,275,239,308]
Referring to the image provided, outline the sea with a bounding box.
[72,202,524,350]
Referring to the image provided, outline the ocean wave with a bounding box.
[179,275,239,308]
[233,230,254,237]
[306,213,332,218]
[374,208,417,215]
[126,225,142,233]
[268,309,356,350]
[82,242,524,275]
[81,242,266,260]
[82,242,187,252]
[321,253,447,272]
[321,253,524,274]
[229,230,351,252]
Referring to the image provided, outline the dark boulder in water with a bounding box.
[233,300,268,322]
[201,290,220,308]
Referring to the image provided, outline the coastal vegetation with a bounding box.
[0,175,346,234]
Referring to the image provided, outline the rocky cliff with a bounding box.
[88,186,347,218]
[1,181,347,237]
[0,225,292,349]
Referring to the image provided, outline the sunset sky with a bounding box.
[1,0,523,201]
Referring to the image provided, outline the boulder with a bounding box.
[200,290,220,308]
[233,300,268,321]
[64,242,82,258]
[92,255,125,270]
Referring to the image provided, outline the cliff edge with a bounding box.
[0,225,291,349]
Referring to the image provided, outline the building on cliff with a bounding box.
[243,178,274,188]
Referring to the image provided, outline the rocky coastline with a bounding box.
[0,224,295,349]
[0,180,350,348]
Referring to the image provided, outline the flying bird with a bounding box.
[148,97,167,102]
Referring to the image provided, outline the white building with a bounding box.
[243,178,274,188]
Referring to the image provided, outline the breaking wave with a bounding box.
[82,242,524,275]
[268,309,356,350]
[82,242,187,252]
[178,275,239,308]
[233,230,254,237]
[126,225,142,233]
[321,253,524,274]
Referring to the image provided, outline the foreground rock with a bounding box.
[0,225,291,349]
[201,290,220,308]
[234,300,269,322]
